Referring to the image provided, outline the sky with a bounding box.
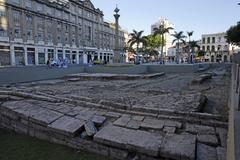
[91,0,239,40]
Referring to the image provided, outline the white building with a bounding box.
[201,32,239,62]
[151,18,174,57]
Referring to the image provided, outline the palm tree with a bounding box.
[187,31,194,63]
[189,40,200,63]
[187,31,194,42]
[143,35,163,61]
[172,31,186,63]
[153,24,173,63]
[128,30,147,54]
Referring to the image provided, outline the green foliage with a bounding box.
[226,23,240,47]
[128,30,147,53]
[172,31,186,45]
[145,35,164,49]
[187,31,194,41]
[189,40,200,49]
[153,24,174,59]
[197,50,205,57]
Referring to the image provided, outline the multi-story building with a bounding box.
[0,0,125,66]
[151,18,174,57]
[201,32,239,62]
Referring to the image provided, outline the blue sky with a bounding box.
[91,0,239,40]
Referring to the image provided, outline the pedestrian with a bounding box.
[47,59,51,68]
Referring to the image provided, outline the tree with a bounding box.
[128,30,147,54]
[197,50,205,57]
[187,31,194,63]
[143,35,164,60]
[153,24,173,63]
[172,31,186,63]
[188,40,200,63]
[226,23,240,47]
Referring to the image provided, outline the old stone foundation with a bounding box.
[0,90,228,160]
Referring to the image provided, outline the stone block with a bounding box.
[163,126,176,134]
[91,115,106,126]
[66,107,84,117]
[1,101,23,110]
[141,118,164,130]
[216,147,226,160]
[104,111,122,118]
[197,134,218,147]
[164,120,182,129]
[216,128,228,147]
[132,116,145,121]
[160,134,196,160]
[109,147,128,160]
[94,125,163,157]
[48,116,85,137]
[185,123,215,135]
[126,120,141,130]
[84,120,98,137]
[29,108,63,126]
[113,115,131,127]
[196,143,217,160]
[75,111,95,121]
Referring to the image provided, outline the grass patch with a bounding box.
[0,129,110,160]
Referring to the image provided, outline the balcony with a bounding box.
[13,38,23,43]
[26,40,34,44]
[37,41,44,45]
[0,37,9,42]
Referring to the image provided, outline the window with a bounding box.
[224,45,228,51]
[26,15,33,40]
[36,17,44,41]
[56,9,61,17]
[13,10,21,38]
[63,12,69,20]
[78,8,82,15]
[207,46,210,51]
[0,6,7,37]
[87,26,91,41]
[25,0,32,9]
[46,6,53,15]
[14,28,21,38]
[218,37,221,42]
[46,20,52,43]
[207,37,210,44]
[71,14,76,22]
[10,0,20,5]
[212,37,215,44]
[36,3,43,12]
[13,10,21,25]
[211,46,215,52]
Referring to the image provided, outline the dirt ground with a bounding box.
[16,65,231,117]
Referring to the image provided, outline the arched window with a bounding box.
[211,46,215,52]
[207,46,210,51]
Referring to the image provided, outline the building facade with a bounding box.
[201,32,238,62]
[151,18,174,57]
[0,0,125,66]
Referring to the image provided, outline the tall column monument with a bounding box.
[113,5,121,63]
